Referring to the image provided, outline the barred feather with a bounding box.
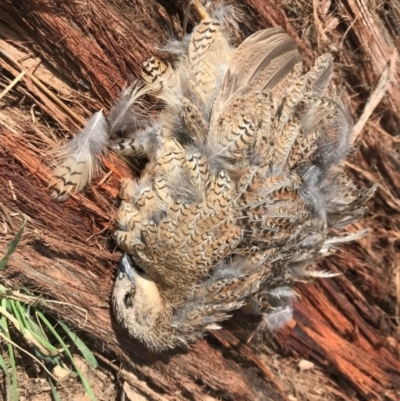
[49,111,108,202]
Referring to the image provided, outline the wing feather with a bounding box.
[211,27,301,121]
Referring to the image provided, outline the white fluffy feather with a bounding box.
[108,84,154,136]
[263,305,293,330]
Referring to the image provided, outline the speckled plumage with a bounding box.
[51,15,374,352]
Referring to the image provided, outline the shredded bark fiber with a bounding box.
[0,1,399,400]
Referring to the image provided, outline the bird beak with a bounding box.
[117,253,135,283]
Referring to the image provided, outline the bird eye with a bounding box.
[123,292,133,308]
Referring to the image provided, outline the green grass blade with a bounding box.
[37,312,97,401]
[0,219,26,271]
[26,310,47,337]
[17,309,60,357]
[0,352,10,376]
[13,302,58,354]
[48,377,63,401]
[1,299,18,401]
[0,352,11,401]
[13,301,28,328]
[9,300,26,337]
[0,301,59,358]
[30,332,60,356]
[58,321,98,369]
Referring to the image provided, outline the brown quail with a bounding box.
[50,14,374,351]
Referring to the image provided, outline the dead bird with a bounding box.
[50,10,374,351]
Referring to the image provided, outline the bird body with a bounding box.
[50,16,374,351]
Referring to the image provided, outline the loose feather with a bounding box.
[108,84,164,160]
[108,84,155,136]
[263,305,293,330]
[49,111,108,202]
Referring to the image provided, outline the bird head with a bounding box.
[112,253,174,350]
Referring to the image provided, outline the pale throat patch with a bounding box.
[136,273,164,313]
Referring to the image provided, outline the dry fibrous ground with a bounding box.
[0,0,400,400]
